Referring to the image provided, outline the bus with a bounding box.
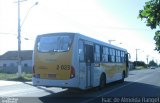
[32,32,129,90]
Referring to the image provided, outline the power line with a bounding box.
[0,32,17,35]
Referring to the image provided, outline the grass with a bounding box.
[131,66,148,71]
[0,73,32,82]
[135,66,145,69]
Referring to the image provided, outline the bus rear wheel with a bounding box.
[99,74,106,90]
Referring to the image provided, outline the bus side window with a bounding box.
[112,49,116,62]
[94,44,100,62]
[102,46,109,62]
[108,48,111,62]
[116,50,121,63]
[121,51,125,63]
[109,48,115,63]
[78,40,84,62]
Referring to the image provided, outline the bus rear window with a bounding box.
[37,35,73,52]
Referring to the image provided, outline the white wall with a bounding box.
[21,60,32,67]
[0,60,17,67]
[0,60,32,67]
[0,59,32,73]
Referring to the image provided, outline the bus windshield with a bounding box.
[37,35,73,52]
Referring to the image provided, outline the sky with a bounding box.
[0,0,159,64]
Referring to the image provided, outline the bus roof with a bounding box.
[37,32,127,52]
[76,33,127,52]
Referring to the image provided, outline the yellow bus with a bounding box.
[32,32,129,90]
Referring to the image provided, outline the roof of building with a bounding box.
[0,50,32,60]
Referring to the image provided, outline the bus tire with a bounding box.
[99,73,106,90]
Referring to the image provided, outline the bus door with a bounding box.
[85,44,94,87]
[125,53,130,77]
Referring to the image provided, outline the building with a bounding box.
[0,50,32,73]
[129,61,134,70]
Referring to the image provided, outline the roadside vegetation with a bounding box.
[133,60,158,70]
[133,61,147,69]
[0,72,32,82]
[138,0,160,52]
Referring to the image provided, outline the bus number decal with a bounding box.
[57,65,71,70]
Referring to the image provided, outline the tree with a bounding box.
[148,60,157,66]
[138,0,160,52]
[133,61,147,67]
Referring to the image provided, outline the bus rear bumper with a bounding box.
[32,77,78,88]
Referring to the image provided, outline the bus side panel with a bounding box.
[71,35,80,88]
[101,63,116,83]
[77,38,102,89]
[100,63,126,83]
[92,66,104,87]
[77,37,97,90]
[79,63,87,89]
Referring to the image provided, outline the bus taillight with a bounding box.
[70,66,75,79]
[32,66,35,77]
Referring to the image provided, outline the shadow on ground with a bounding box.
[38,81,160,103]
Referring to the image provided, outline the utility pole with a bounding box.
[135,49,140,68]
[146,55,149,68]
[17,0,38,77]
[17,0,21,77]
